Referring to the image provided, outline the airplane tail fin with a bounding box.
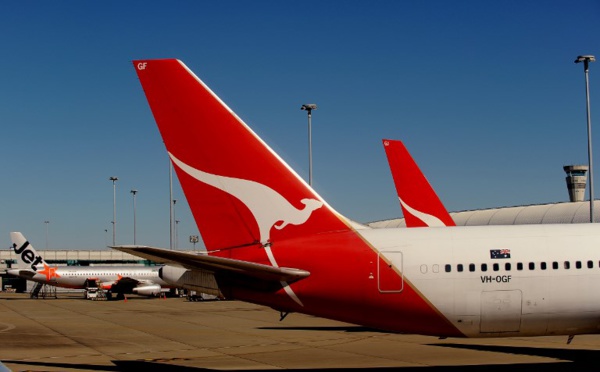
[382,139,455,227]
[133,59,354,256]
[10,232,48,272]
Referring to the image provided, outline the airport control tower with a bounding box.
[564,165,589,202]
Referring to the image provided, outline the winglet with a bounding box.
[382,139,455,227]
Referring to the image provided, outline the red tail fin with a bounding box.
[382,139,455,227]
[133,59,353,254]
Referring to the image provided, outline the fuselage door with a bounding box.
[377,251,403,293]
[480,290,522,333]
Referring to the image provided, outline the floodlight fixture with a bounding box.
[301,103,317,112]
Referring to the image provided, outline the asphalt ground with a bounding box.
[1,291,600,371]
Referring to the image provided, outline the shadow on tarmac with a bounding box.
[4,343,600,372]
[1,359,595,372]
[258,325,390,333]
[431,342,600,369]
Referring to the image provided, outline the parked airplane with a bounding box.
[119,58,600,340]
[7,232,170,299]
[382,139,455,227]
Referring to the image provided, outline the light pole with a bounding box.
[172,199,177,249]
[109,176,118,245]
[175,220,180,249]
[575,55,596,222]
[44,220,50,249]
[130,189,138,245]
[301,104,317,186]
[169,161,174,249]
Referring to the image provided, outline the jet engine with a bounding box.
[132,284,162,296]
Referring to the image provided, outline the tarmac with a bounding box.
[1,291,600,371]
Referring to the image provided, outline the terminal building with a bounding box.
[368,200,600,228]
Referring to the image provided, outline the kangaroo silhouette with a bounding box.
[169,152,323,307]
[169,152,323,246]
[399,197,445,227]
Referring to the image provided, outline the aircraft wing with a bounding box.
[111,245,310,284]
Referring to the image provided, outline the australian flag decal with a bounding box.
[490,249,511,259]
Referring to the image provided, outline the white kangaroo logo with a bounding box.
[274,198,324,230]
[399,197,446,227]
[169,152,323,306]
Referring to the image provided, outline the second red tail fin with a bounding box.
[383,139,455,227]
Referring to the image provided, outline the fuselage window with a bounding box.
[432,264,440,273]
[420,264,428,274]
[517,262,523,271]
[576,261,582,269]
[445,264,451,273]
[588,260,594,269]
[505,262,511,271]
[493,263,499,271]
[552,261,559,270]
[481,263,488,272]
[528,262,535,270]
[469,263,475,272]
[564,261,571,270]
[457,264,463,272]
[541,262,547,270]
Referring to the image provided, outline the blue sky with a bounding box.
[0,1,598,250]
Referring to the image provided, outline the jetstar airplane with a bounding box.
[117,58,600,341]
[382,139,455,227]
[7,232,171,299]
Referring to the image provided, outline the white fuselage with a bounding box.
[359,223,600,337]
[7,265,169,290]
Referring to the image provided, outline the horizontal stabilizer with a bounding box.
[111,245,310,284]
[6,269,36,279]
